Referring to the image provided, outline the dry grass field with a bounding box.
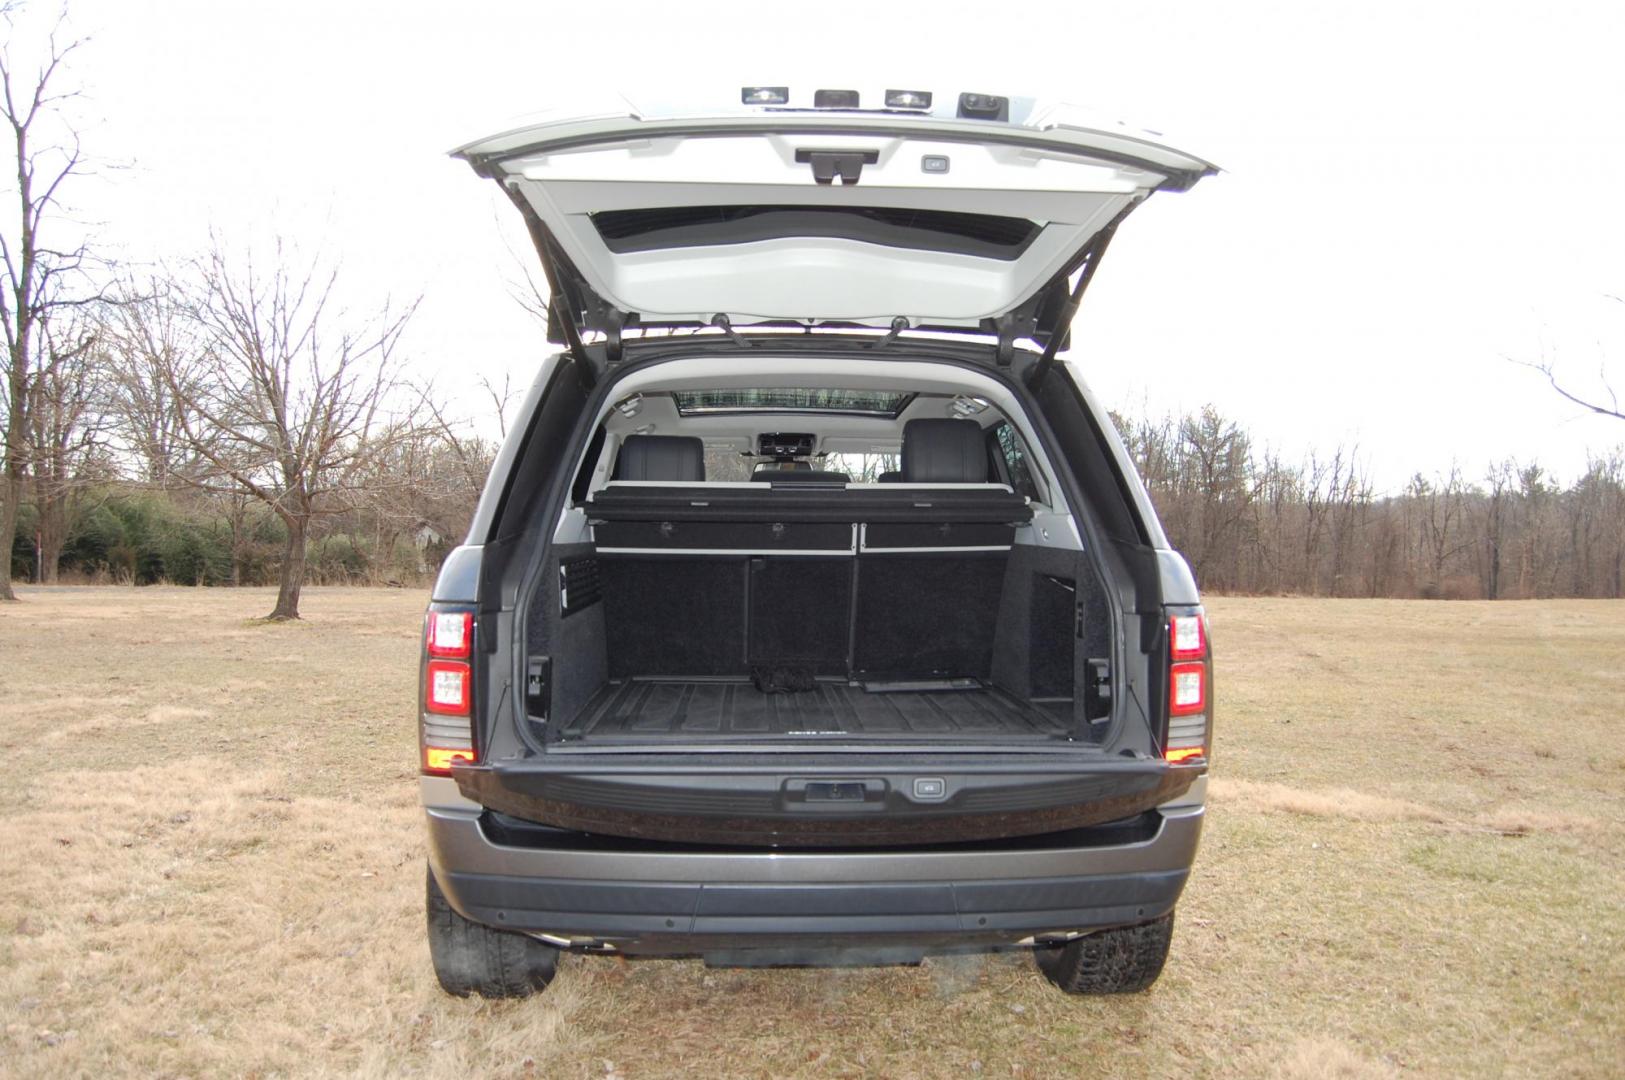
[1,588,1622,1079]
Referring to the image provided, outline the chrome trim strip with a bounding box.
[860,545,1013,554]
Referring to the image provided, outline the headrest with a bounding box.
[875,470,904,483]
[901,418,988,483]
[613,435,705,482]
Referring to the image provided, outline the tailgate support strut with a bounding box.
[506,186,632,380]
[1025,201,1138,390]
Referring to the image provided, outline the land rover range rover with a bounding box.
[421,87,1216,997]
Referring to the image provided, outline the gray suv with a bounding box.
[420,87,1216,997]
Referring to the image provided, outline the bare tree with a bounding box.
[1480,459,1513,599]
[1324,447,1372,597]
[156,240,422,619]
[357,423,496,579]
[1514,294,1624,422]
[0,9,95,601]
[1410,466,1472,594]
[102,278,209,486]
[26,312,103,580]
[1177,406,1258,588]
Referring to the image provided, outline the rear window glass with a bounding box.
[992,421,1044,502]
[673,389,914,416]
[593,206,1041,261]
[824,452,900,482]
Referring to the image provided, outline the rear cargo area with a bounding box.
[529,493,1113,750]
[564,679,1072,744]
[516,414,1119,752]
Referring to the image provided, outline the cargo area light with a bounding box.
[885,89,932,110]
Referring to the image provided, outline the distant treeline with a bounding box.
[1115,407,1625,599]
[10,402,1621,600]
[7,432,493,589]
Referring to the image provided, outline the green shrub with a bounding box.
[311,534,369,583]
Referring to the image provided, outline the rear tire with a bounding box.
[426,865,559,998]
[1032,912,1174,994]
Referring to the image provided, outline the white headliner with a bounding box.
[584,356,1062,508]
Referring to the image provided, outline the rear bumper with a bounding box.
[449,759,1199,847]
[424,799,1203,955]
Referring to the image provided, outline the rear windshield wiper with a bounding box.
[867,316,910,349]
[711,313,754,348]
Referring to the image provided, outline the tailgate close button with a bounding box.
[912,777,946,800]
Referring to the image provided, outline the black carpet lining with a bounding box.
[564,680,1071,742]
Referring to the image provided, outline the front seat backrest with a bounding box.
[613,434,706,482]
[901,418,988,483]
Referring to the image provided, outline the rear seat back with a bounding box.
[613,434,705,482]
[901,418,988,483]
[589,422,1027,679]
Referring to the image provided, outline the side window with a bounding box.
[570,426,608,505]
[703,447,753,482]
[990,421,1043,502]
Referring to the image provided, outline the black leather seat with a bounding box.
[612,435,705,482]
[901,418,988,483]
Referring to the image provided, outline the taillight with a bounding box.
[424,746,475,772]
[1169,662,1205,715]
[1164,612,1211,765]
[425,660,471,715]
[421,608,476,775]
[426,611,472,658]
[1170,614,1205,659]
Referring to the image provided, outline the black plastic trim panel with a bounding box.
[592,205,1041,261]
[452,762,1194,847]
[442,866,1187,945]
[479,809,1163,854]
[559,556,603,615]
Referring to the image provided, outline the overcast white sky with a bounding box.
[31,0,1625,491]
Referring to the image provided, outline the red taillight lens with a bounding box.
[425,660,471,715]
[1169,661,1206,717]
[427,611,473,658]
[1170,614,1205,660]
[421,608,476,776]
[1165,610,1210,765]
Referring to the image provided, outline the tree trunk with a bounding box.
[37,528,61,583]
[229,504,245,587]
[0,470,20,601]
[35,492,65,584]
[269,516,308,620]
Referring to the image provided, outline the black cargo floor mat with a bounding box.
[562,680,1071,742]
